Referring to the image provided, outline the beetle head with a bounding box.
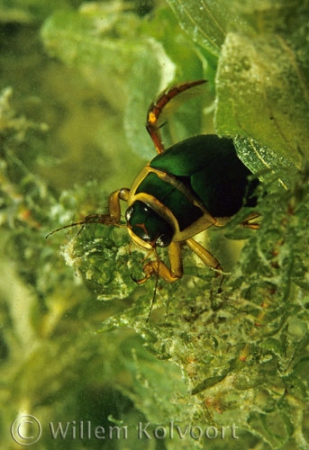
[125,200,174,250]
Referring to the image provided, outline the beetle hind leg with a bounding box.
[146,80,207,154]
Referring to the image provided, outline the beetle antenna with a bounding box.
[45,220,91,239]
[46,214,124,239]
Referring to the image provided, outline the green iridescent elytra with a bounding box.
[150,135,257,217]
[129,134,258,246]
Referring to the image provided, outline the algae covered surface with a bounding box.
[0,1,309,449]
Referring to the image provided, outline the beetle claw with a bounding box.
[131,274,151,284]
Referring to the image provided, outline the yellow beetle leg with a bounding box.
[85,188,130,225]
[107,188,130,222]
[185,238,222,271]
[46,189,130,238]
[166,241,183,281]
[138,242,183,283]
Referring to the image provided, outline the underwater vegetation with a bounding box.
[0,0,308,449]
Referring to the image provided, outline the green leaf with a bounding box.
[215,0,309,167]
[166,0,248,57]
[165,0,309,172]
[233,136,295,187]
[41,9,142,110]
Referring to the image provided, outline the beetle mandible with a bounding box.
[48,80,259,283]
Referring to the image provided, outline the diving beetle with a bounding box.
[48,80,259,283]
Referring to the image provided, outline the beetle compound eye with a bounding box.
[156,233,172,248]
[125,206,134,222]
[126,200,174,248]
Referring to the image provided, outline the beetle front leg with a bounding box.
[107,188,130,222]
[46,188,130,238]
[85,188,130,225]
[137,242,184,283]
[186,238,222,272]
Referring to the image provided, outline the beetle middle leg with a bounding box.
[186,238,224,296]
[185,238,222,272]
